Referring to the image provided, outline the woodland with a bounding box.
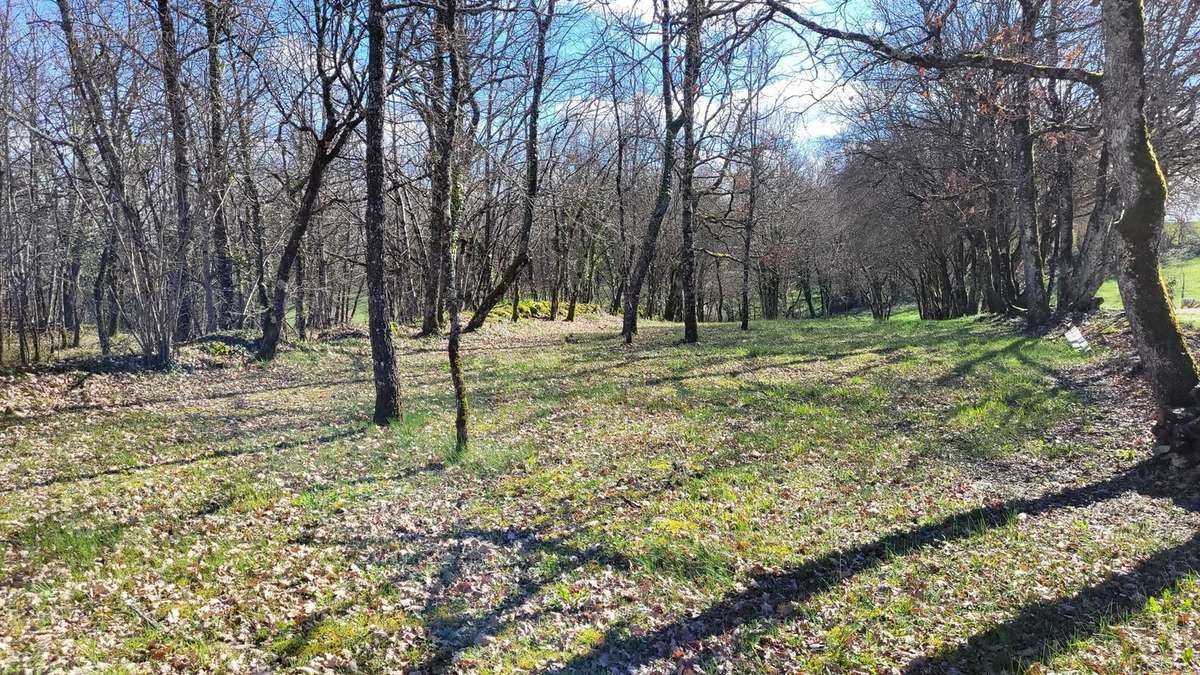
[2,0,1200,672]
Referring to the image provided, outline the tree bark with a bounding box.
[622,0,684,343]
[258,152,333,360]
[365,0,402,425]
[1067,147,1117,311]
[1102,0,1199,410]
[156,0,193,352]
[464,0,555,333]
[203,0,237,329]
[678,0,701,343]
[1012,0,1049,329]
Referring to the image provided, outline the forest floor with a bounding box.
[1,313,1199,673]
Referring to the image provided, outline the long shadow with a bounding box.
[0,376,371,431]
[296,460,447,498]
[0,426,366,494]
[416,528,632,671]
[936,339,1058,386]
[905,530,1200,673]
[551,457,1195,673]
[325,525,632,671]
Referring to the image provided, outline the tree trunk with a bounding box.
[1102,0,1199,410]
[258,154,330,360]
[428,1,469,451]
[203,0,237,329]
[464,0,555,333]
[1012,2,1049,329]
[678,0,701,343]
[1067,146,1117,311]
[294,246,307,342]
[623,0,683,343]
[365,0,402,425]
[157,0,192,356]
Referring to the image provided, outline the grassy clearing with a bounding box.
[1098,254,1200,322]
[0,314,1197,672]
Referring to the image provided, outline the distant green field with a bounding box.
[1097,255,1200,323]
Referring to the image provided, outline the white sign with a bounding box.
[1064,326,1091,352]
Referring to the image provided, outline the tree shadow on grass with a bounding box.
[0,425,367,495]
[325,525,632,671]
[904,529,1200,673]
[549,457,1199,673]
[937,338,1062,386]
[0,376,372,431]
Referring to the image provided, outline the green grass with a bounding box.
[1097,254,1200,322]
[1,314,1196,672]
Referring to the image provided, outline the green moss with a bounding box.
[271,612,411,664]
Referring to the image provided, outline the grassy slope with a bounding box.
[0,315,1197,672]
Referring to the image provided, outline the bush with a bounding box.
[200,341,234,357]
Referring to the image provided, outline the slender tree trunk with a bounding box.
[427,1,469,450]
[549,211,563,320]
[1010,2,1049,329]
[203,0,237,329]
[157,0,192,355]
[93,238,113,355]
[258,154,330,360]
[464,0,555,333]
[296,244,308,341]
[741,113,759,331]
[976,1,1051,328]
[1068,147,1117,311]
[230,50,271,328]
[678,0,701,343]
[511,279,520,323]
[623,0,683,343]
[365,0,401,425]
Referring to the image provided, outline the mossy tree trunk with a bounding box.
[429,0,469,452]
[1102,0,1199,410]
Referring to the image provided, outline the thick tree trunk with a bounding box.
[1049,141,1075,313]
[1102,0,1199,410]
[365,0,402,425]
[419,215,445,335]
